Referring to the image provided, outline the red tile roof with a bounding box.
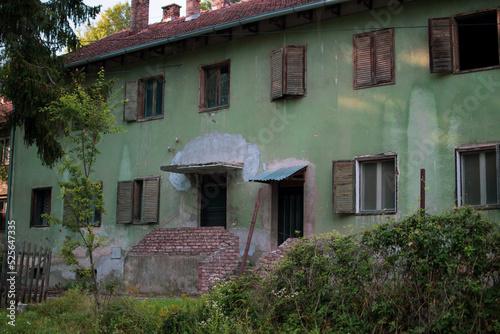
[66,0,334,66]
[0,97,12,124]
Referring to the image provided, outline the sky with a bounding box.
[83,0,188,25]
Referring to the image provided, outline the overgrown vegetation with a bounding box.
[2,207,499,333]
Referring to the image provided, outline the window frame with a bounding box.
[271,45,307,100]
[456,143,500,209]
[63,182,103,228]
[199,59,230,113]
[124,73,165,122]
[429,7,500,74]
[353,28,395,90]
[356,156,397,215]
[30,187,52,228]
[0,137,10,165]
[0,199,6,231]
[332,153,397,215]
[116,176,160,224]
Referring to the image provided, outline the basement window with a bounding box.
[124,74,164,122]
[199,60,230,112]
[353,28,395,89]
[31,187,52,227]
[116,176,160,224]
[271,45,307,100]
[456,144,500,208]
[429,7,500,73]
[332,154,397,215]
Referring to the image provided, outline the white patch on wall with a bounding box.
[167,131,260,190]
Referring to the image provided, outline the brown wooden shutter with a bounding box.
[117,181,133,223]
[332,160,355,214]
[142,177,160,223]
[353,33,373,89]
[373,28,394,85]
[428,17,453,73]
[283,45,306,96]
[271,48,284,100]
[124,81,138,122]
[63,192,74,225]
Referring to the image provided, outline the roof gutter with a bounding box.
[67,0,352,68]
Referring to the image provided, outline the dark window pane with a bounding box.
[35,190,50,226]
[220,66,229,106]
[485,151,497,204]
[381,160,395,210]
[155,79,163,116]
[362,162,377,211]
[144,80,154,118]
[206,68,218,109]
[462,153,481,205]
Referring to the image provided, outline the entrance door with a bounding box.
[278,186,303,245]
[201,174,227,228]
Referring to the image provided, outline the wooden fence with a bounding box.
[0,242,52,308]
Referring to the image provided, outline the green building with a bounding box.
[8,0,500,294]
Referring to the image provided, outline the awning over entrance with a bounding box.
[249,165,307,183]
[160,161,243,174]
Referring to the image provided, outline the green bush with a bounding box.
[251,206,500,333]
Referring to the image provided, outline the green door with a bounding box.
[201,174,227,228]
[278,186,303,245]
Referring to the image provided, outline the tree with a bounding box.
[78,2,130,46]
[201,0,242,11]
[0,0,100,167]
[44,69,123,309]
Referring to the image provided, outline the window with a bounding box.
[63,182,102,227]
[200,174,227,228]
[199,60,230,112]
[353,28,394,89]
[333,154,396,214]
[31,187,52,227]
[0,137,9,164]
[429,8,500,73]
[124,74,164,121]
[271,45,306,100]
[456,144,499,208]
[116,176,160,224]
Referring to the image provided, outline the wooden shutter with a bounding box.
[63,192,74,225]
[332,160,355,214]
[142,177,160,224]
[124,80,138,122]
[428,17,453,73]
[373,29,394,85]
[353,33,373,89]
[116,181,133,224]
[271,48,284,100]
[283,45,306,96]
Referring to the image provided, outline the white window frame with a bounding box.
[355,155,397,214]
[456,143,500,208]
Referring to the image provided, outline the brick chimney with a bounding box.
[212,0,230,10]
[131,0,150,31]
[186,0,201,17]
[162,4,181,22]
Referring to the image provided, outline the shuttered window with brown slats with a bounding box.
[271,45,306,100]
[116,176,160,224]
[353,28,395,90]
[429,8,500,74]
[124,74,165,122]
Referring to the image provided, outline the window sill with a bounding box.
[134,116,164,122]
[30,225,50,229]
[460,204,500,210]
[356,210,397,216]
[454,64,500,74]
[199,105,229,113]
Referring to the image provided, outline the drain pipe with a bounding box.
[4,119,15,246]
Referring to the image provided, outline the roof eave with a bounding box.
[66,0,351,68]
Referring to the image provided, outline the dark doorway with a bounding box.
[278,186,303,245]
[201,174,227,228]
